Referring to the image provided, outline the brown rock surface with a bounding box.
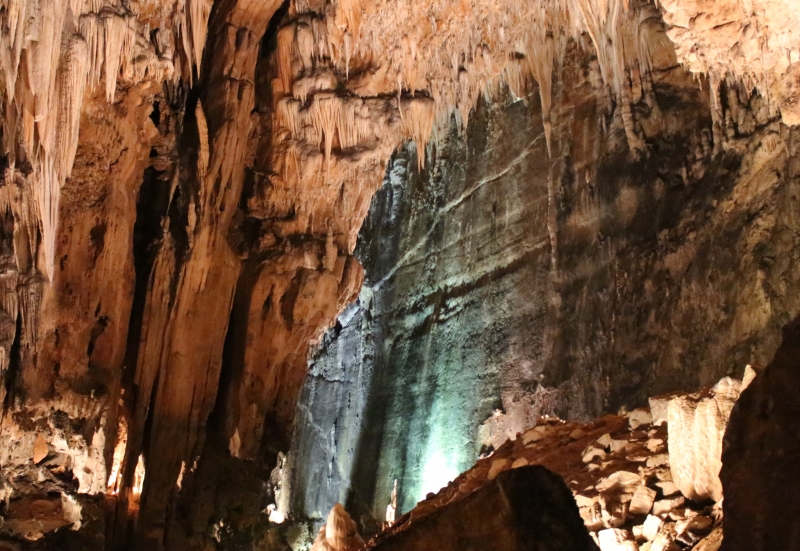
[367,465,598,551]
[719,315,800,551]
[0,0,797,548]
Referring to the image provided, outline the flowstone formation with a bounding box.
[0,0,797,549]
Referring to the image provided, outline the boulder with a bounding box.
[522,425,550,445]
[648,395,674,427]
[367,466,599,551]
[596,471,642,494]
[667,377,741,502]
[642,515,662,541]
[511,457,529,468]
[487,458,510,480]
[583,445,607,463]
[694,526,722,551]
[570,428,588,440]
[596,433,613,448]
[629,486,657,516]
[627,409,653,430]
[652,496,684,517]
[649,523,677,551]
[720,316,800,551]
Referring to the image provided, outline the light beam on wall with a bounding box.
[416,396,469,503]
[419,449,460,501]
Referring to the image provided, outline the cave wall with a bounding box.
[0,0,799,548]
[289,34,800,528]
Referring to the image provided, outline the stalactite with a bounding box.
[270,0,675,172]
[187,0,212,77]
[401,97,435,170]
[708,71,725,155]
[0,0,208,280]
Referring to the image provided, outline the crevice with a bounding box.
[3,312,23,414]
[121,165,172,420]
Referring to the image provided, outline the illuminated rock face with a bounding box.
[294,30,800,534]
[0,0,800,548]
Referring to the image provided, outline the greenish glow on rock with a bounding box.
[418,443,461,501]
[415,392,471,502]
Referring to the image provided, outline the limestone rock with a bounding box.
[720,316,800,551]
[488,458,511,480]
[522,425,550,445]
[649,396,672,428]
[583,445,607,464]
[511,457,529,469]
[694,527,723,551]
[642,516,663,542]
[33,433,49,464]
[648,523,678,551]
[597,472,642,495]
[629,486,657,516]
[655,481,679,497]
[627,409,653,430]
[570,428,587,440]
[652,497,685,518]
[597,434,613,449]
[646,455,669,469]
[667,377,742,502]
[741,365,757,391]
[598,528,638,551]
[367,466,598,551]
[0,0,795,547]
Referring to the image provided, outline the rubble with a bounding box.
[362,373,748,551]
[366,466,597,551]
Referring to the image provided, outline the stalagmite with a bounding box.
[325,503,365,551]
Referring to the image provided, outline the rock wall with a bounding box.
[0,0,799,548]
[291,28,800,530]
[720,315,800,551]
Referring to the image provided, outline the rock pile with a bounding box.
[361,371,754,551]
[365,466,598,551]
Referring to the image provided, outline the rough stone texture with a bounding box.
[351,403,725,551]
[719,315,800,551]
[294,21,800,532]
[667,377,741,503]
[659,0,800,126]
[366,465,599,551]
[0,0,798,548]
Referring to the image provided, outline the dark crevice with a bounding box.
[121,165,172,417]
[87,315,110,358]
[3,312,23,413]
[260,0,290,59]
